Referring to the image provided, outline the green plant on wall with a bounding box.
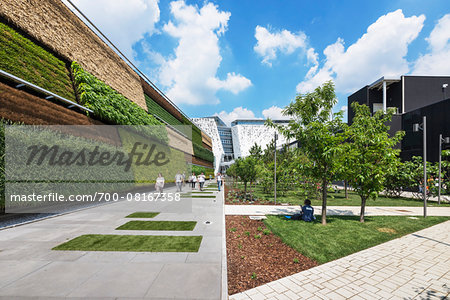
[0,22,76,101]
[71,62,167,142]
[193,143,214,163]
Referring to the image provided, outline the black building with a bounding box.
[348,76,450,162]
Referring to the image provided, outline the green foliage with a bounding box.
[232,156,259,193]
[249,143,262,159]
[191,164,214,177]
[442,150,450,195]
[72,62,167,142]
[342,102,405,222]
[0,22,76,101]
[268,81,345,224]
[193,143,214,162]
[181,115,202,145]
[384,159,416,198]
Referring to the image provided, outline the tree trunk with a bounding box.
[322,178,327,225]
[244,182,247,194]
[360,196,367,223]
[344,180,348,199]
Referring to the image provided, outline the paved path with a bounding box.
[230,220,450,300]
[0,183,225,299]
[225,205,450,217]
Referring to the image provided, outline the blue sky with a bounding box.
[68,0,450,124]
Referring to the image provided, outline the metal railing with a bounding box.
[0,69,93,113]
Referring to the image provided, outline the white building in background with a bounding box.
[231,119,290,158]
[193,117,290,174]
[192,117,228,175]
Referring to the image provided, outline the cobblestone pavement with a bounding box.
[230,220,450,300]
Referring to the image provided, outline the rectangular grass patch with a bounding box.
[125,212,159,218]
[116,220,197,231]
[53,234,202,252]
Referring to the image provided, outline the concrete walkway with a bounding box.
[230,220,450,300]
[225,205,450,217]
[0,183,225,299]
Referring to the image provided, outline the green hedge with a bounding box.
[0,22,76,101]
[192,165,214,177]
[193,143,214,163]
[72,62,167,142]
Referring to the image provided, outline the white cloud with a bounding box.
[214,107,258,126]
[261,106,291,120]
[254,26,313,66]
[64,0,160,59]
[158,0,251,105]
[413,14,450,75]
[297,9,425,94]
[207,73,252,94]
[340,105,348,112]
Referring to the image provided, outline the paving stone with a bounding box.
[282,290,299,300]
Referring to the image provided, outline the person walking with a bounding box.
[175,171,183,192]
[155,173,165,193]
[198,172,206,191]
[191,173,197,189]
[216,173,222,191]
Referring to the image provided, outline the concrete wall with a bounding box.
[0,0,147,110]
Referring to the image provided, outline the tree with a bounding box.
[268,81,345,225]
[343,102,404,222]
[249,143,262,159]
[234,156,258,194]
[384,160,415,198]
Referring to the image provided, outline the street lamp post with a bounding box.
[443,83,448,100]
[438,134,450,204]
[274,132,277,205]
[413,116,427,217]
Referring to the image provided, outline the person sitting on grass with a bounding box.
[301,199,315,222]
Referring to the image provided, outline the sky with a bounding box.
[67,0,450,125]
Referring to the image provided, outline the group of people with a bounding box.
[154,172,224,193]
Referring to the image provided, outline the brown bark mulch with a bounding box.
[226,215,318,295]
[225,185,284,206]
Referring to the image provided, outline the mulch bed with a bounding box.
[225,185,283,206]
[226,215,318,295]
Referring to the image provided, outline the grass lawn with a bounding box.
[264,215,450,264]
[53,234,202,252]
[229,184,450,207]
[125,212,159,218]
[116,221,197,231]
